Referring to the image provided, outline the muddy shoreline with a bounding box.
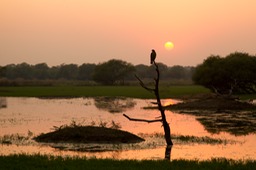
[168,93,256,111]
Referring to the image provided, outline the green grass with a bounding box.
[0,154,255,170]
[238,93,256,100]
[0,85,210,99]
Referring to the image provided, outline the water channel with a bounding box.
[0,97,255,160]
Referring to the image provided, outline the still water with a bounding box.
[0,97,255,160]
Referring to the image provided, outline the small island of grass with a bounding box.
[34,126,144,144]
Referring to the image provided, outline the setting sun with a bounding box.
[164,41,174,50]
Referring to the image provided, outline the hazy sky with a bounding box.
[1,0,256,66]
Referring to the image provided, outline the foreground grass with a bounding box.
[0,85,210,99]
[0,155,255,170]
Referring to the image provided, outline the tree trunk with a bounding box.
[154,62,173,160]
[124,60,173,160]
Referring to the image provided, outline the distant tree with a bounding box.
[193,55,223,91]
[224,52,256,93]
[184,66,195,79]
[58,64,79,80]
[193,52,256,94]
[3,64,15,79]
[135,64,194,83]
[33,63,49,80]
[48,66,59,80]
[0,66,6,78]
[0,60,195,83]
[78,63,96,80]
[167,65,186,79]
[14,63,33,79]
[148,63,168,80]
[135,64,149,78]
[93,59,135,85]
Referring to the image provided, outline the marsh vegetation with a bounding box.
[1,154,255,170]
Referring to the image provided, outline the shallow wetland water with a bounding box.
[0,97,255,160]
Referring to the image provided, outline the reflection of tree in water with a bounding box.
[195,111,256,136]
[94,97,136,113]
[0,97,7,109]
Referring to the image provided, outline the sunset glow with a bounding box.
[0,0,256,66]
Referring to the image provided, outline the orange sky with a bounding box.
[1,0,256,66]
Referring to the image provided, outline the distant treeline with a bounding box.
[0,60,194,85]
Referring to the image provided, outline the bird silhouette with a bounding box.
[150,49,156,64]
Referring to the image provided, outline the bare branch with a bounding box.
[135,75,155,92]
[150,101,158,105]
[123,114,162,123]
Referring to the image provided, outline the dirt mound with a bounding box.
[34,126,144,144]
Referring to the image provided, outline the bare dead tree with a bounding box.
[123,58,173,160]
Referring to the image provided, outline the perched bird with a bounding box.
[150,49,156,64]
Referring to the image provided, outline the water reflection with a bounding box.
[94,97,136,113]
[181,111,256,136]
[0,97,7,109]
[197,112,256,136]
[0,97,255,160]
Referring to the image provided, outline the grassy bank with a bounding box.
[0,85,210,99]
[0,154,255,170]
